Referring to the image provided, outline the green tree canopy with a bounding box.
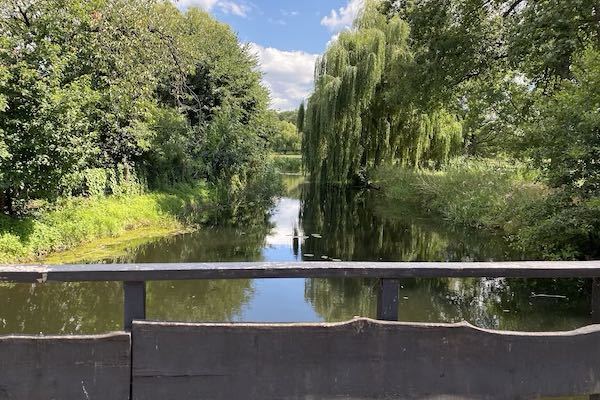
[0,0,276,213]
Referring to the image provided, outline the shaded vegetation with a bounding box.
[374,159,600,260]
[272,154,302,174]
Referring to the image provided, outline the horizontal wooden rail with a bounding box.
[2,261,600,282]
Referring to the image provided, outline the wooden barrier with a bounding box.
[0,333,131,400]
[3,261,600,282]
[131,318,600,400]
[1,262,600,399]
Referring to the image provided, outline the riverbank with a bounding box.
[272,154,302,174]
[373,159,600,260]
[0,183,211,263]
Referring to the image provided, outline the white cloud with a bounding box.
[321,0,364,31]
[326,33,340,48]
[268,18,287,26]
[175,0,251,17]
[281,10,299,17]
[249,43,319,111]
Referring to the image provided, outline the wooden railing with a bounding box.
[1,261,600,399]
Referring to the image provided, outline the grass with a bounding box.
[0,182,211,263]
[373,158,600,259]
[272,153,303,174]
[41,225,187,264]
[373,158,548,233]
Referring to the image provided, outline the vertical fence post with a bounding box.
[593,278,600,324]
[377,279,399,321]
[591,278,600,400]
[123,281,146,331]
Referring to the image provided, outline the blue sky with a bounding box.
[175,0,364,110]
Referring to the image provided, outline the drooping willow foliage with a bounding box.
[302,0,463,183]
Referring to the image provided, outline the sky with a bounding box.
[174,0,365,110]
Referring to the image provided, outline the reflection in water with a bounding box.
[300,182,592,331]
[300,182,522,262]
[0,175,593,334]
[305,276,591,332]
[0,282,121,334]
[147,280,254,323]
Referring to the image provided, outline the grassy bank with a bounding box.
[373,159,600,259]
[0,183,211,263]
[272,154,303,174]
[374,159,545,229]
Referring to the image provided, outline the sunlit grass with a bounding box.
[373,158,547,231]
[272,153,303,174]
[0,183,210,263]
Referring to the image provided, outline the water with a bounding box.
[0,175,593,335]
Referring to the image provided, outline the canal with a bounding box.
[0,175,593,335]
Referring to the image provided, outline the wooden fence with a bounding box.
[1,261,600,399]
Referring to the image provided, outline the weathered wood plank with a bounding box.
[0,333,131,400]
[377,278,399,321]
[2,261,600,283]
[593,277,600,324]
[124,281,146,331]
[132,319,600,400]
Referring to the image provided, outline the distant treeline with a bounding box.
[0,0,294,214]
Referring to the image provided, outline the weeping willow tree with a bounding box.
[302,0,463,183]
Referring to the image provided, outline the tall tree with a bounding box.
[302,0,463,183]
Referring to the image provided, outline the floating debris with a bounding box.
[303,254,314,257]
[321,255,329,260]
[530,293,568,300]
[331,258,342,262]
[402,296,409,300]
[311,233,322,239]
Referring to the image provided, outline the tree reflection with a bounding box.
[109,225,271,263]
[301,184,592,331]
[299,182,521,262]
[305,278,378,321]
[147,280,254,322]
[0,282,121,335]
[305,276,592,331]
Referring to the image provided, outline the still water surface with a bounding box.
[0,176,593,335]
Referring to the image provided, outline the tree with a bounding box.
[527,48,600,197]
[277,109,298,126]
[302,0,463,183]
[0,0,278,213]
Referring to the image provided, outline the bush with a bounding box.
[272,154,302,174]
[374,158,544,229]
[372,158,600,259]
[375,158,600,259]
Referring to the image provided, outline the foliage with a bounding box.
[298,0,600,258]
[277,110,298,126]
[0,0,278,215]
[374,159,600,259]
[374,159,541,227]
[270,120,301,154]
[302,0,464,183]
[272,154,302,174]
[0,182,211,263]
[526,48,600,198]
